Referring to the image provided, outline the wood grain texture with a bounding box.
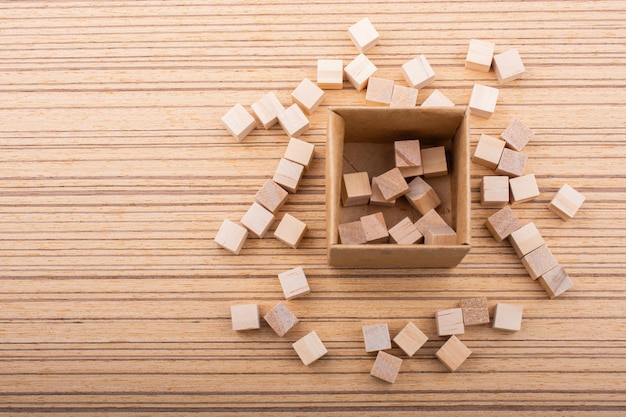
[0,1,625,415]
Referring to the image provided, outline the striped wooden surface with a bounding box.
[1,1,625,415]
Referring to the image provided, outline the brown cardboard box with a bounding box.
[326,107,471,267]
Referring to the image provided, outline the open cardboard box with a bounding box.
[326,106,471,267]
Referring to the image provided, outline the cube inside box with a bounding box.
[326,107,471,267]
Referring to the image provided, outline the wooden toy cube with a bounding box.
[493,49,525,84]
[291,78,325,115]
[421,89,455,108]
[405,176,441,215]
[424,225,457,245]
[263,302,299,337]
[277,104,310,138]
[509,173,540,204]
[341,172,372,206]
[215,219,248,255]
[435,335,472,372]
[375,167,409,201]
[509,221,544,258]
[414,209,450,236]
[221,103,255,142]
[369,177,396,206]
[255,179,289,214]
[362,323,391,352]
[360,212,389,243]
[485,206,521,243]
[549,184,585,220]
[401,55,435,89]
[395,139,422,177]
[278,266,310,300]
[284,137,315,169]
[317,59,343,89]
[421,146,448,178]
[481,175,509,208]
[388,217,423,245]
[273,158,304,193]
[274,213,307,249]
[460,297,490,326]
[348,17,380,53]
[241,202,275,238]
[251,91,285,129]
[492,303,523,332]
[365,77,394,106]
[435,308,465,336]
[501,119,534,151]
[468,83,499,118]
[292,331,328,366]
[344,53,377,91]
[495,148,527,177]
[370,351,403,384]
[338,220,367,244]
[521,244,559,280]
[390,84,419,107]
[230,303,260,331]
[465,39,495,72]
[393,322,428,357]
[473,134,506,169]
[539,265,573,298]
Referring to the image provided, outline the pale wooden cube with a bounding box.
[274,213,307,249]
[273,158,304,193]
[539,265,573,298]
[277,104,310,138]
[278,266,310,300]
[317,59,343,89]
[501,119,534,151]
[344,53,377,91]
[469,83,499,118]
[401,55,435,89]
[496,148,528,178]
[241,202,275,238]
[215,219,248,255]
[472,134,506,169]
[493,49,525,84]
[420,89,455,108]
[421,146,448,178]
[370,351,403,384]
[509,173,540,204]
[341,172,372,206]
[338,220,367,244]
[485,205,522,243]
[230,304,260,331]
[395,139,423,177]
[492,303,523,332]
[435,335,472,372]
[436,308,465,336]
[221,103,256,142]
[424,225,457,245]
[348,17,380,53]
[481,175,509,208]
[370,177,396,206]
[465,39,495,72]
[360,212,389,244]
[251,91,285,129]
[390,84,419,107]
[255,179,289,214]
[293,331,328,366]
[375,167,409,201]
[291,78,325,115]
[405,176,441,215]
[365,77,394,106]
[460,297,490,326]
[362,323,391,352]
[549,184,585,220]
[509,221,544,258]
[521,244,559,280]
[388,217,423,245]
[284,137,315,169]
[263,302,299,337]
[414,209,450,236]
[393,322,428,357]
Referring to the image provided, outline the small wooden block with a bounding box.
[460,297,490,326]
[501,119,534,151]
[284,137,315,169]
[493,49,525,84]
[388,217,423,245]
[393,322,428,357]
[277,104,310,138]
[291,78,325,115]
[549,184,585,220]
[492,303,523,332]
[395,139,422,174]
[230,304,260,331]
[341,172,372,206]
[255,179,289,214]
[414,209,450,236]
[424,225,457,245]
[421,146,448,178]
[251,91,285,129]
[521,244,559,280]
[362,323,391,352]
[240,202,275,238]
[221,103,256,142]
[468,83,499,118]
[390,84,419,107]
[317,59,343,89]
[365,77,394,106]
[401,55,435,89]
[348,17,380,53]
[278,266,310,300]
[370,177,396,206]
[420,89,455,108]
[344,53,377,91]
[509,221,544,258]
[263,302,299,337]
[485,205,522,243]
[215,219,248,255]
[273,158,304,193]
[338,220,367,244]
[435,308,465,336]
[370,351,402,384]
[495,148,528,178]
[539,265,573,298]
[375,167,409,201]
[274,213,307,249]
[509,173,540,204]
[435,335,472,372]
[405,176,441,215]
[481,175,509,208]
[465,39,495,72]
[360,212,389,244]
[472,134,506,169]
[293,331,328,366]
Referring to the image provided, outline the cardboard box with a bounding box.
[326,107,471,267]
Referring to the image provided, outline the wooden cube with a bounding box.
[293,331,328,366]
[424,225,457,245]
[420,89,455,108]
[365,77,394,106]
[509,173,540,204]
[338,220,367,244]
[509,222,544,257]
[460,297,490,326]
[362,323,391,352]
[370,177,396,206]
[468,83,499,118]
[401,55,435,89]
[273,158,304,193]
[221,103,255,142]
[492,303,523,332]
[393,322,428,357]
[539,265,573,298]
[549,184,585,220]
[421,146,448,178]
[284,137,315,169]
[348,17,380,53]
[370,351,402,384]
[465,39,495,72]
[263,302,299,337]
[481,175,509,208]
[375,167,409,201]
[414,209,450,236]
[493,49,525,84]
[395,139,423,177]
[435,335,472,372]
[277,104,310,138]
[241,202,275,238]
[521,244,559,280]
[390,85,419,107]
[435,308,465,336]
[251,91,285,129]
[344,53,377,91]
[485,206,521,243]
[255,179,289,214]
[317,59,343,89]
[495,148,528,178]
[472,134,505,169]
[274,213,307,249]
[360,212,389,243]
[230,304,260,331]
[291,78,325,115]
[341,172,372,206]
[278,266,310,300]
[215,219,248,255]
[405,176,441,214]
[501,119,534,151]
[388,217,423,245]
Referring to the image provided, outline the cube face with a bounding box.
[473,134,506,169]
[388,217,423,245]
[421,146,448,178]
[460,297,490,326]
[293,331,328,366]
[241,202,275,238]
[263,302,299,337]
[424,225,457,245]
[284,137,315,169]
[493,49,525,84]
[395,140,422,169]
[344,53,377,91]
[317,59,343,89]
[348,17,380,53]
[496,148,528,178]
[273,158,305,193]
[501,119,534,151]
[401,55,435,89]
[341,172,372,206]
[435,335,472,372]
[375,167,409,201]
[370,351,402,383]
[481,175,509,208]
[278,266,310,300]
[365,77,394,106]
[414,208,451,236]
[221,103,256,142]
[492,303,523,332]
[521,244,559,280]
[469,83,499,118]
[291,78,325,115]
[338,220,367,244]
[370,177,396,206]
[405,176,441,215]
[539,265,573,298]
[390,85,418,108]
[436,308,465,336]
[251,92,285,129]
[277,104,310,138]
[509,173,540,204]
[509,222,544,258]
[362,323,391,352]
[466,39,495,72]
[255,180,289,214]
[274,213,307,249]
[549,184,585,220]
[393,322,428,356]
[360,212,389,243]
[231,304,260,331]
[215,219,248,255]
[421,89,455,108]
[485,205,521,243]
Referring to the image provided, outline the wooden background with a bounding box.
[1,1,625,415]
